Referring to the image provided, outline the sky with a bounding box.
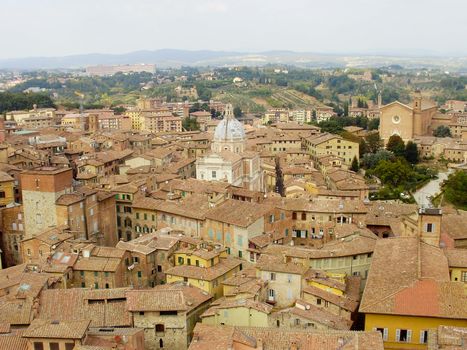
[0,0,466,59]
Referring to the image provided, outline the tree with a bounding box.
[350,156,359,172]
[365,132,383,153]
[182,117,200,131]
[433,125,452,138]
[371,159,413,188]
[404,141,419,164]
[359,138,369,157]
[360,149,394,169]
[368,118,380,131]
[386,135,405,158]
[443,171,467,209]
[233,106,242,118]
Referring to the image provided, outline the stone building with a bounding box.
[21,167,73,237]
[379,90,437,143]
[126,284,212,350]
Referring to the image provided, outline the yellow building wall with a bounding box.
[308,280,344,296]
[166,275,214,295]
[365,313,467,349]
[167,265,240,299]
[174,252,219,268]
[0,180,15,207]
[450,267,467,283]
[202,307,269,327]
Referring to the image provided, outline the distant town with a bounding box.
[0,62,466,350]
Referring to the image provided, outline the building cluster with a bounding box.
[0,94,465,350]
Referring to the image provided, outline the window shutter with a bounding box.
[407,330,412,343]
[383,328,388,341]
[396,329,401,342]
[419,331,425,344]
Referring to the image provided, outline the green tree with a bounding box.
[359,138,369,157]
[182,117,200,131]
[361,149,394,169]
[404,141,419,164]
[371,159,413,188]
[350,156,359,172]
[443,171,467,209]
[368,118,380,131]
[365,132,383,153]
[386,135,405,158]
[233,106,243,118]
[433,125,452,138]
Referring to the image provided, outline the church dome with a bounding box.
[213,117,246,141]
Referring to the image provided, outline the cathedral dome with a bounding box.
[213,117,246,141]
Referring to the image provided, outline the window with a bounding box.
[160,310,177,316]
[269,214,275,223]
[418,330,428,344]
[317,298,322,305]
[178,256,184,265]
[137,271,142,278]
[426,223,434,233]
[159,339,164,348]
[155,324,165,333]
[33,342,44,350]
[462,271,467,282]
[212,170,217,178]
[375,328,388,341]
[94,283,99,289]
[270,272,276,281]
[65,344,75,350]
[105,283,110,289]
[268,289,275,298]
[50,343,59,350]
[294,318,301,326]
[396,329,412,343]
[301,213,306,220]
[157,265,162,272]
[94,271,98,277]
[292,212,297,220]
[0,191,6,198]
[81,282,86,288]
[187,258,191,265]
[238,250,242,258]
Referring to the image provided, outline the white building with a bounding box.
[196,104,261,191]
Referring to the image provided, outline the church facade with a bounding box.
[379,91,438,143]
[196,104,261,191]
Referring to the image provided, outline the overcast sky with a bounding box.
[0,0,466,59]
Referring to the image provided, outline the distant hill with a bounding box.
[1,49,466,70]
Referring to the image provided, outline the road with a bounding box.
[413,169,452,207]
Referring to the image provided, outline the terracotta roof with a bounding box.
[126,284,211,313]
[359,237,467,319]
[38,288,131,327]
[166,257,242,281]
[189,324,384,350]
[444,249,467,268]
[283,299,353,330]
[256,254,308,275]
[23,319,90,339]
[205,199,273,227]
[201,298,272,318]
[0,334,28,350]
